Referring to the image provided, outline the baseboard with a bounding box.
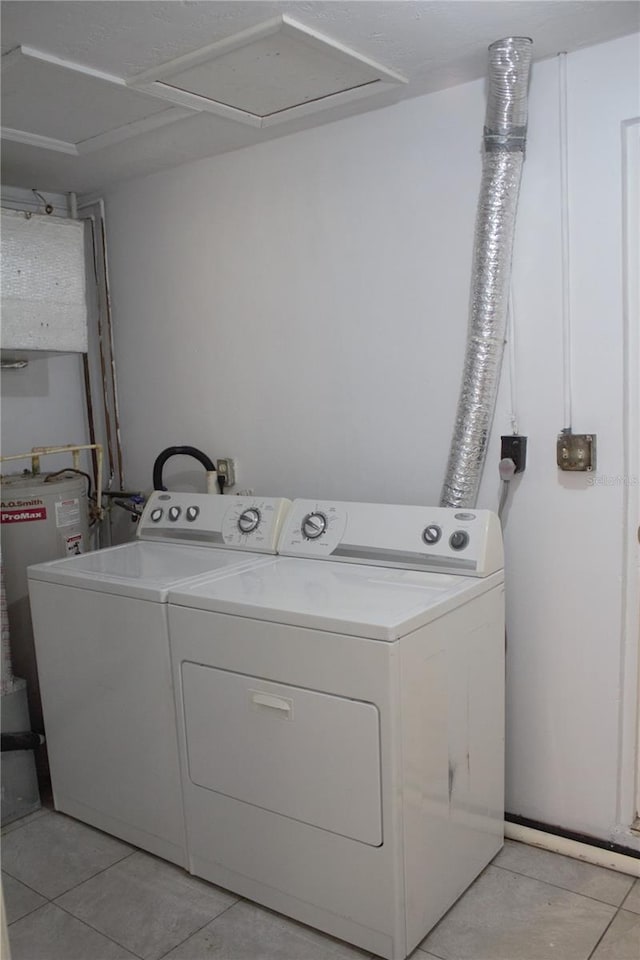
[505,817,640,878]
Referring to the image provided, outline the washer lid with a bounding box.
[27,541,276,602]
[169,557,504,640]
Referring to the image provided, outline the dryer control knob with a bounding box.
[186,506,199,522]
[422,524,442,545]
[238,508,260,534]
[168,506,182,522]
[150,508,163,522]
[449,530,470,551]
[302,512,327,540]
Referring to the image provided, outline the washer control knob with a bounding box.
[422,524,442,545]
[302,512,327,540]
[449,530,470,551]
[168,506,182,522]
[150,508,163,523]
[238,508,260,534]
[186,506,199,522]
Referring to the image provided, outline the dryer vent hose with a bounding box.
[440,37,533,508]
[152,446,216,491]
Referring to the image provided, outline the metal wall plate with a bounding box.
[556,433,597,471]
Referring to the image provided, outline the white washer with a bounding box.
[27,492,290,867]
[168,499,505,959]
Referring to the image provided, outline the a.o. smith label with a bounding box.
[1,498,44,508]
[1,507,47,524]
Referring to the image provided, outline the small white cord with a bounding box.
[507,286,519,435]
[559,52,573,431]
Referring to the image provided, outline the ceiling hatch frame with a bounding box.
[0,15,407,157]
[127,15,408,129]
[0,46,194,156]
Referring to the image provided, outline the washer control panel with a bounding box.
[279,502,348,557]
[222,500,288,549]
[278,500,503,577]
[138,492,291,554]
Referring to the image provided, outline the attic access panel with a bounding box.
[1,51,167,144]
[129,16,407,128]
[1,47,192,156]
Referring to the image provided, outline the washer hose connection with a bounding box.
[152,446,216,492]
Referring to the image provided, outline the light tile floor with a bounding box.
[2,808,639,960]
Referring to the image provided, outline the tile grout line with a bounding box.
[618,877,638,911]
[3,811,244,959]
[6,901,48,928]
[585,906,620,960]
[3,855,50,928]
[15,846,138,901]
[52,899,147,960]
[490,861,633,908]
[155,897,241,960]
[0,808,49,838]
[3,846,137,902]
[2,870,51,908]
[2,810,137,900]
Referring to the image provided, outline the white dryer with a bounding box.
[27,492,290,867]
[168,499,505,959]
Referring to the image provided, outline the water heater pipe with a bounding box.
[78,196,126,490]
[0,444,103,519]
[441,37,533,508]
[1,731,45,752]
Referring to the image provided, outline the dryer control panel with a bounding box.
[278,500,503,577]
[138,492,291,553]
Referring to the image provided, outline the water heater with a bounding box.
[1,472,90,737]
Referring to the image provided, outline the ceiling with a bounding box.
[2,1,638,195]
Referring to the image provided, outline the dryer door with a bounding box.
[181,663,382,846]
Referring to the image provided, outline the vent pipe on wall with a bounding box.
[441,37,533,509]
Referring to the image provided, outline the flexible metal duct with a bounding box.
[441,37,533,509]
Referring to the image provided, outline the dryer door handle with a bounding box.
[250,691,293,717]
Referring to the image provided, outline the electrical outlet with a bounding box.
[556,433,596,472]
[216,458,236,487]
[501,435,527,473]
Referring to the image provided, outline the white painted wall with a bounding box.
[103,34,640,845]
[1,353,87,460]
